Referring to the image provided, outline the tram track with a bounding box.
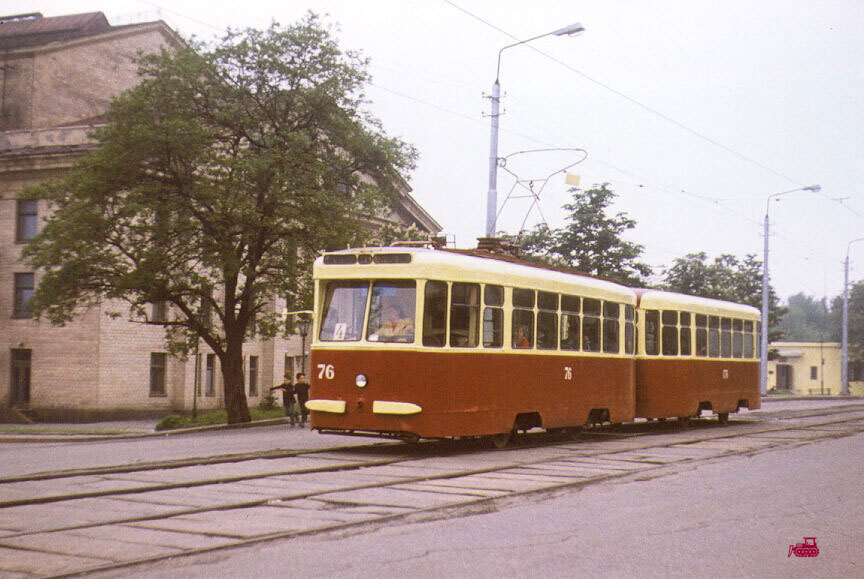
[2,404,864,577]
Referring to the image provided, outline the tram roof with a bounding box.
[315,246,636,302]
[635,289,761,319]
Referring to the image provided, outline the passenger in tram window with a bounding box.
[372,304,414,342]
[514,325,531,348]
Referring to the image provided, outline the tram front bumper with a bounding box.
[305,399,422,415]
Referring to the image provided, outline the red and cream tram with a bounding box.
[306,245,760,443]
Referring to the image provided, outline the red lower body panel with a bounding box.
[310,349,635,438]
[635,358,760,419]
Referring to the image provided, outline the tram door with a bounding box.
[10,349,31,405]
[776,364,793,390]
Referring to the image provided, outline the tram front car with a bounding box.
[306,246,637,442]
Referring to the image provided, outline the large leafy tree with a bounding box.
[23,15,416,423]
[512,184,653,286]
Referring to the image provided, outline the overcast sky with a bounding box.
[9,0,864,302]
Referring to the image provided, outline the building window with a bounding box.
[248,355,258,396]
[152,301,167,323]
[150,353,167,397]
[810,366,818,380]
[205,354,216,396]
[13,273,35,318]
[16,199,38,242]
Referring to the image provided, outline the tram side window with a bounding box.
[537,291,559,350]
[680,312,692,356]
[560,295,581,351]
[603,302,620,353]
[367,281,416,343]
[512,288,535,349]
[743,320,755,358]
[583,298,602,352]
[644,310,660,355]
[708,316,721,357]
[721,317,732,358]
[732,319,743,358]
[320,281,369,341]
[695,314,708,357]
[423,281,448,347]
[483,285,504,348]
[662,310,678,356]
[450,283,480,347]
[624,305,636,354]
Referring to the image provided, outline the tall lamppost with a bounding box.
[760,184,821,395]
[485,22,585,238]
[296,315,311,376]
[842,237,864,395]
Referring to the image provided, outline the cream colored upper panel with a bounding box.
[314,248,636,304]
[637,289,760,320]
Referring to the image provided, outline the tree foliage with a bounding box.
[511,184,653,286]
[660,251,786,341]
[23,14,416,423]
[830,281,864,361]
[780,293,834,341]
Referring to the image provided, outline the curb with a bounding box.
[0,417,292,443]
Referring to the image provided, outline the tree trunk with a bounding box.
[221,339,251,424]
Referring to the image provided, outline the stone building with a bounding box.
[0,12,440,421]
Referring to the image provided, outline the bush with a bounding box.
[259,393,277,410]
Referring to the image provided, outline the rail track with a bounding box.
[1,403,863,577]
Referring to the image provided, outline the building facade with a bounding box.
[767,341,864,397]
[0,12,440,421]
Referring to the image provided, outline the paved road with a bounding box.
[0,398,861,577]
[112,422,864,578]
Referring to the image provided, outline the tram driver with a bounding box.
[370,304,414,342]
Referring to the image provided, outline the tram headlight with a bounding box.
[355,374,368,388]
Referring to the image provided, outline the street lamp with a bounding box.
[296,315,311,376]
[760,184,821,395]
[842,237,864,395]
[485,22,585,238]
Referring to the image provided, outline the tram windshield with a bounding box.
[319,280,416,343]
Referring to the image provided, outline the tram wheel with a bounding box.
[717,412,729,425]
[491,431,513,449]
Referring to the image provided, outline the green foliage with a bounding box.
[660,251,786,341]
[830,281,864,361]
[22,14,416,424]
[155,408,285,431]
[780,293,834,341]
[258,393,278,410]
[660,252,765,307]
[509,184,652,286]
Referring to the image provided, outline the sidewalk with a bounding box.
[0,416,292,442]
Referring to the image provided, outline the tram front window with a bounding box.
[367,281,416,342]
[320,281,369,341]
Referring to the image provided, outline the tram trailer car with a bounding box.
[308,247,637,441]
[634,289,761,424]
[306,246,760,442]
